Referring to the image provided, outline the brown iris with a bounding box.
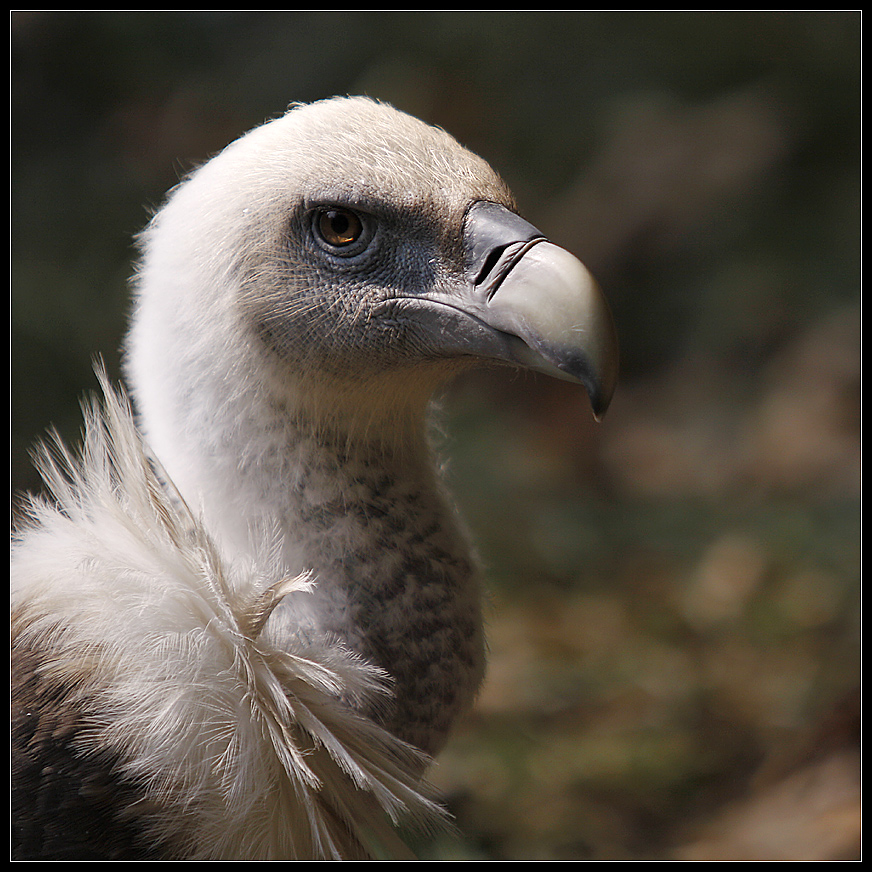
[316,208,362,247]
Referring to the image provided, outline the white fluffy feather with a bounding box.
[11,369,446,860]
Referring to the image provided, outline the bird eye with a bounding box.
[313,207,366,253]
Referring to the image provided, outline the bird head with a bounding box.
[128,97,617,445]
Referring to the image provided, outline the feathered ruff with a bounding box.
[11,369,448,860]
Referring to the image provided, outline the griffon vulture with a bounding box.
[11,96,618,860]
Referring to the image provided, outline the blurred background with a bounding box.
[11,11,860,860]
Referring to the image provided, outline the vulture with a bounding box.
[11,96,618,860]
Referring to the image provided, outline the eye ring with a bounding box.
[311,207,371,255]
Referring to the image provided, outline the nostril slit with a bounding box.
[475,237,548,299]
[474,245,511,286]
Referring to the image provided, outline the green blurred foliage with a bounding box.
[11,11,860,860]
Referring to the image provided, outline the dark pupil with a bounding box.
[329,211,349,236]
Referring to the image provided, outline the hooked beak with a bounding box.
[429,201,619,418]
